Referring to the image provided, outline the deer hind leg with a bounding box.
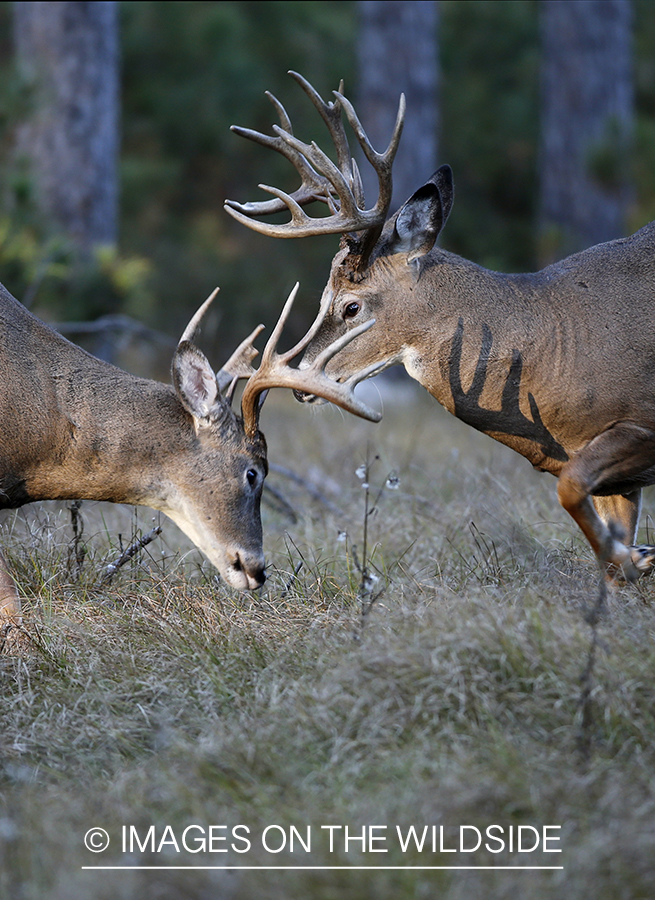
[0,549,22,643]
[593,491,641,544]
[592,491,655,575]
[557,422,655,580]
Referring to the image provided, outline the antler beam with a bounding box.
[241,283,383,439]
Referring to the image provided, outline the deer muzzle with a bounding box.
[230,551,266,590]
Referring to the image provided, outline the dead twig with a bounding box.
[352,449,387,643]
[101,525,162,585]
[67,500,86,580]
[262,483,298,523]
[576,575,609,763]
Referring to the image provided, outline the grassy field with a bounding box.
[2,385,655,900]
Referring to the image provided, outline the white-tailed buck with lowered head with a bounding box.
[0,278,382,626]
[226,71,655,582]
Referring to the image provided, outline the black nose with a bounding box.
[234,554,266,589]
[252,565,267,587]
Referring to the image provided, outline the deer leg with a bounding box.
[557,423,655,580]
[0,550,21,625]
[593,491,641,544]
[592,490,655,575]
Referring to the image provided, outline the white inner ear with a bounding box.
[175,349,220,419]
[395,197,432,247]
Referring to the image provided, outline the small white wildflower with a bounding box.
[355,464,367,480]
[361,482,369,490]
[337,531,347,543]
[385,471,400,490]
[363,572,379,591]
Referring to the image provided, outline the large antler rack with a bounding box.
[224,71,405,254]
[240,283,384,440]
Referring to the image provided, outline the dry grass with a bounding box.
[2,387,655,899]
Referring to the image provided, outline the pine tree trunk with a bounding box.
[538,0,633,262]
[357,0,439,213]
[13,1,119,256]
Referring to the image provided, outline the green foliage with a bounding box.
[119,0,357,344]
[1,0,655,347]
[439,0,540,271]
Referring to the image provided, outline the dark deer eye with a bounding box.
[343,302,360,319]
[246,468,258,487]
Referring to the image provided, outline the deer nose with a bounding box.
[234,553,266,590]
[249,566,266,589]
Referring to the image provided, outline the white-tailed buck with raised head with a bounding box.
[0,278,382,626]
[226,71,655,582]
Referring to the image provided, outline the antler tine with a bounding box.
[335,90,405,219]
[351,157,365,209]
[226,122,332,218]
[258,281,302,368]
[265,89,292,133]
[226,85,338,219]
[240,284,382,439]
[288,70,354,177]
[179,287,220,345]
[273,131,362,218]
[215,323,265,394]
[336,91,405,170]
[225,73,404,240]
[225,127,387,239]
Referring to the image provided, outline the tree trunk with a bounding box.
[538,0,633,262]
[13,1,119,256]
[357,0,439,213]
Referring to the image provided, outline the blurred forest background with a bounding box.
[0,0,654,374]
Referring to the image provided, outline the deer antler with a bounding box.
[178,287,265,395]
[241,283,384,440]
[216,324,265,394]
[224,71,405,246]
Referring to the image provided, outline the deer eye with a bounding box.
[246,468,258,488]
[343,302,360,320]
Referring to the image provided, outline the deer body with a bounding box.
[317,223,655,480]
[313,211,655,578]
[226,72,655,579]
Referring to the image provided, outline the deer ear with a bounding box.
[172,341,222,420]
[391,164,454,262]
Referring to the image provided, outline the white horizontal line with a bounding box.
[81,865,564,871]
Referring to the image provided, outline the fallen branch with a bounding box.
[269,464,345,518]
[262,483,298,522]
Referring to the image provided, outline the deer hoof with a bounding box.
[614,557,640,583]
[630,544,655,576]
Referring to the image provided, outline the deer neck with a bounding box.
[395,251,546,408]
[29,374,188,509]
